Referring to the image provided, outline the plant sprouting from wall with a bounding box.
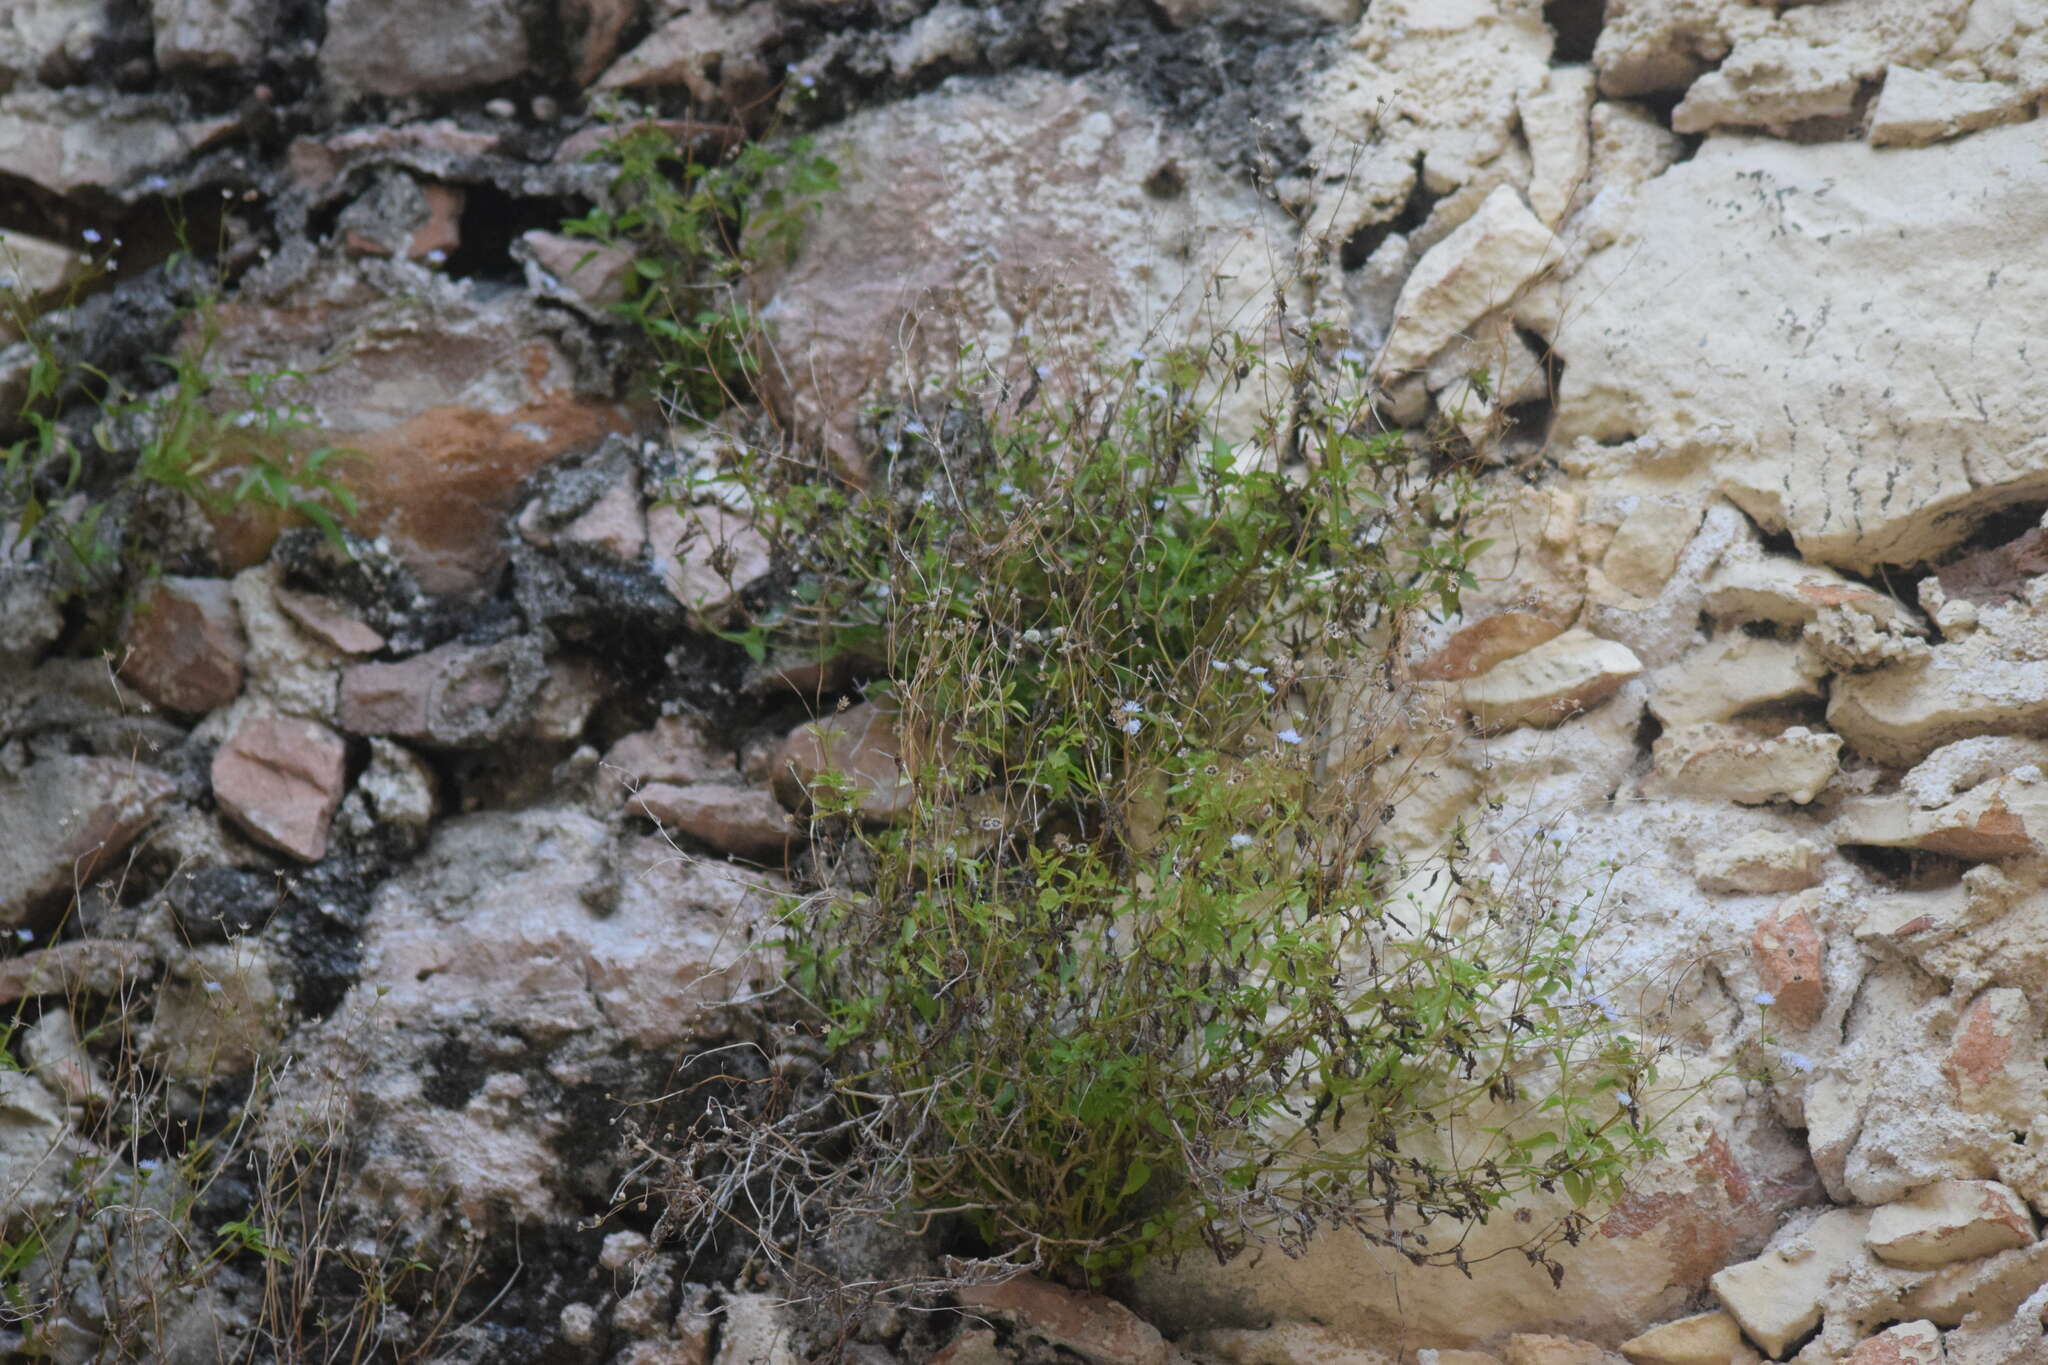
[634,314,1680,1289]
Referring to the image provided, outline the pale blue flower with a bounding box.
[1276,728,1302,745]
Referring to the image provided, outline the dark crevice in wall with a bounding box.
[1543,0,1603,65]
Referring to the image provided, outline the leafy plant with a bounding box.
[643,321,1682,1287]
[561,118,839,422]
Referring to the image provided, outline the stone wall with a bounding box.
[2,0,2047,1361]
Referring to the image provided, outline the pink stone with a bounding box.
[211,708,349,862]
[630,783,797,861]
[121,576,246,713]
[1753,903,1826,1029]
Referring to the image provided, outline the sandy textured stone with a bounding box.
[320,0,530,96]
[1646,724,1841,805]
[1618,1310,1749,1365]
[121,576,247,714]
[1901,1239,2048,1328]
[958,1277,1167,1365]
[716,1294,800,1365]
[1190,1321,1398,1365]
[517,229,635,318]
[144,942,286,1080]
[1650,634,1821,728]
[648,502,770,627]
[211,706,349,863]
[1458,627,1642,733]
[1868,1181,2034,1269]
[1870,64,2031,146]
[602,716,731,790]
[1375,185,1560,388]
[1521,66,1596,227]
[1694,832,1826,896]
[1829,597,2048,766]
[0,88,233,197]
[1553,122,2048,575]
[0,229,87,343]
[153,0,270,69]
[1710,1208,1871,1359]
[0,940,155,1006]
[0,0,120,86]
[1586,100,1684,202]
[596,1,785,113]
[0,758,177,927]
[1502,1336,1627,1365]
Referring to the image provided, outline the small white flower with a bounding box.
[1336,347,1367,367]
[1779,1050,1816,1074]
[1614,1090,1632,1108]
[14,928,32,942]
[1248,665,1268,677]
[1022,628,1043,643]
[1276,728,1302,745]
[1258,680,1276,695]
[999,482,1019,496]
[1229,833,1255,849]
[1130,350,1148,364]
[1122,717,1142,735]
[799,73,816,88]
[1034,364,1051,380]
[1213,660,1232,672]
[203,981,224,994]
[1120,700,1143,713]
[1753,991,1776,1007]
[1152,498,1167,510]
[82,228,103,244]
[425,249,447,264]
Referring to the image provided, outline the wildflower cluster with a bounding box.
[658,317,1673,1286]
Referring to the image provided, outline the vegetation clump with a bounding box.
[639,314,1675,1287]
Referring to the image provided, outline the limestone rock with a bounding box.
[1694,832,1826,895]
[770,701,913,823]
[21,1008,110,1109]
[211,706,350,863]
[957,1276,1167,1365]
[0,229,87,343]
[1650,635,1822,728]
[320,0,530,97]
[144,942,286,1080]
[0,940,155,1006]
[231,564,345,721]
[1375,186,1561,389]
[1552,122,2048,575]
[1833,774,2048,862]
[1190,1321,1398,1365]
[1710,1207,1872,1359]
[1829,595,2048,766]
[1901,1239,2048,1327]
[631,783,797,861]
[0,1068,85,1227]
[1502,1336,1627,1365]
[1646,724,1841,805]
[755,70,1282,467]
[1844,1321,1944,1365]
[1458,628,1643,733]
[338,636,547,749]
[517,229,635,318]
[648,502,769,626]
[0,757,176,927]
[716,1294,800,1365]
[153,0,271,70]
[603,716,731,790]
[1587,101,1684,202]
[0,88,234,197]
[1867,1181,2035,1269]
[120,576,247,715]
[1412,612,1567,682]
[1753,901,1826,1030]
[0,0,121,87]
[1868,65,2030,147]
[1619,1310,1751,1365]
[1942,989,2044,1125]
[525,655,609,743]
[1700,557,1923,635]
[1521,66,1596,227]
